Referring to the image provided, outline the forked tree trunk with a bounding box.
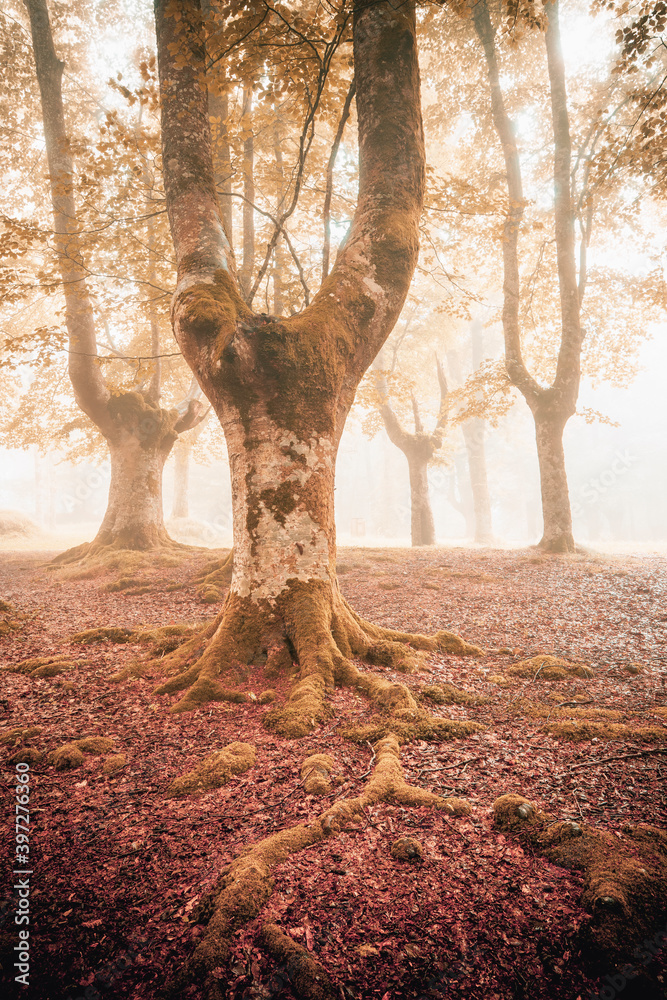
[26,0,203,556]
[376,360,448,547]
[472,0,581,553]
[151,0,483,723]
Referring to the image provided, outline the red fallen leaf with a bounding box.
[305,924,314,951]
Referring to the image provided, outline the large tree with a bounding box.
[24,0,204,557]
[153,0,480,726]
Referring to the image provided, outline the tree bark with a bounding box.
[238,87,255,302]
[152,0,478,721]
[534,408,574,552]
[26,0,203,554]
[472,0,580,553]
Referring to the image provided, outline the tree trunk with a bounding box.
[239,87,255,302]
[171,438,190,520]
[153,0,483,720]
[26,0,204,560]
[461,419,493,543]
[534,411,574,553]
[408,455,436,546]
[96,437,170,550]
[380,403,439,547]
[473,0,580,554]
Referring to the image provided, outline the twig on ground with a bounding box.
[568,747,667,771]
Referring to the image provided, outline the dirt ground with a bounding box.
[1,544,666,1000]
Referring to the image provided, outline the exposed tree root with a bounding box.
[152,582,484,737]
[259,923,337,1000]
[49,540,189,578]
[167,734,471,999]
[2,656,78,677]
[49,531,189,568]
[543,720,667,743]
[192,549,234,604]
[493,793,667,968]
[166,741,256,798]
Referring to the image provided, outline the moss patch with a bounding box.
[544,721,667,742]
[507,654,594,681]
[70,626,136,645]
[492,793,667,964]
[390,836,424,861]
[420,682,481,706]
[51,743,85,770]
[76,736,114,754]
[301,753,335,795]
[166,742,256,797]
[103,754,127,776]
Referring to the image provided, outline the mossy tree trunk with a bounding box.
[152,0,482,718]
[473,0,582,554]
[26,0,204,557]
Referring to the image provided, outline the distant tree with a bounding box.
[23,0,205,555]
[375,357,449,547]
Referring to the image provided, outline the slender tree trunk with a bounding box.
[171,438,190,520]
[472,0,580,553]
[449,453,475,539]
[239,87,255,301]
[461,420,493,543]
[408,456,436,546]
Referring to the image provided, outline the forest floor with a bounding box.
[0,544,666,1000]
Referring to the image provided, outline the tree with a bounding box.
[152,0,481,731]
[24,0,205,555]
[447,320,494,544]
[375,357,448,547]
[471,0,583,553]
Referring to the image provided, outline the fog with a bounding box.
[1,330,665,554]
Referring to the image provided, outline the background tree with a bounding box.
[21,0,205,556]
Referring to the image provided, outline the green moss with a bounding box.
[342,717,484,745]
[259,923,337,1000]
[301,753,335,795]
[166,741,256,797]
[507,654,594,681]
[51,743,85,769]
[4,657,75,677]
[420,683,481,706]
[70,627,135,644]
[103,754,127,776]
[76,736,114,755]
[544,720,666,742]
[390,836,423,861]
